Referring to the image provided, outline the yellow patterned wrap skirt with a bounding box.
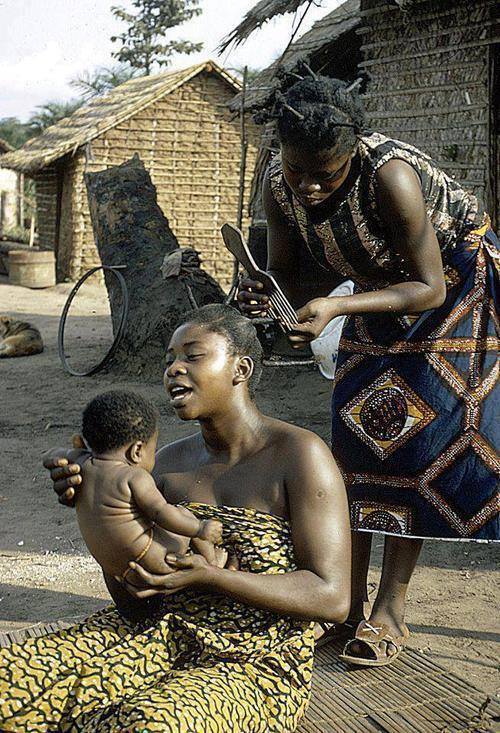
[0,503,314,732]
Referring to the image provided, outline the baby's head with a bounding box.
[82,390,159,472]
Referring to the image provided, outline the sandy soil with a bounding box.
[0,276,498,697]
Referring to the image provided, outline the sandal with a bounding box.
[339,620,410,667]
[314,618,363,648]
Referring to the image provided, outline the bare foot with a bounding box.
[314,614,366,647]
[198,519,223,544]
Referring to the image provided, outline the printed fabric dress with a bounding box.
[0,503,314,733]
[269,132,499,541]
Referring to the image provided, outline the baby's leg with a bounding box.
[123,526,190,588]
[147,526,191,571]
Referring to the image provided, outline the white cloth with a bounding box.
[310,280,354,380]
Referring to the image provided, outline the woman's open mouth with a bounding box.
[301,195,326,206]
[169,385,193,406]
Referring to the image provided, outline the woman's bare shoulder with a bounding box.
[265,417,343,500]
[153,431,202,474]
[265,416,332,457]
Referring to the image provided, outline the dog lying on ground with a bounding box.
[0,316,43,358]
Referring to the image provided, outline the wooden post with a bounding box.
[17,173,24,228]
[226,66,249,304]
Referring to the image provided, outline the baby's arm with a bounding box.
[130,471,222,543]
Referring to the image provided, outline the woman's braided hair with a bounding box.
[253,64,365,155]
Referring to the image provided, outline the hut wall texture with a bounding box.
[57,70,259,288]
[57,152,89,280]
[0,167,19,231]
[359,0,497,218]
[34,166,58,251]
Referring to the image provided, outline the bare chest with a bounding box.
[158,453,287,519]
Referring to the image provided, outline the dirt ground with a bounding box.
[0,276,498,697]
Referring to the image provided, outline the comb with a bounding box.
[221,222,298,333]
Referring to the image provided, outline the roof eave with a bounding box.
[229,1,361,111]
[219,0,310,52]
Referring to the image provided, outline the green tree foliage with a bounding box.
[1,100,85,149]
[1,100,84,146]
[111,0,203,75]
[28,100,84,133]
[71,64,139,100]
[229,67,262,85]
[0,117,36,148]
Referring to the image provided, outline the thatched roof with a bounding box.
[231,0,361,110]
[0,137,13,154]
[1,61,241,174]
[220,0,311,51]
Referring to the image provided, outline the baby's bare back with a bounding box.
[76,459,190,578]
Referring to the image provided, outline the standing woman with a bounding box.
[238,72,499,666]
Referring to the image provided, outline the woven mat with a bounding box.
[298,640,499,733]
[1,621,498,732]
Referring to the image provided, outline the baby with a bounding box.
[75,390,223,585]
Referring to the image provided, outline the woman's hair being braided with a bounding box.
[253,65,365,154]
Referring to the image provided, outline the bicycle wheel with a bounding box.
[58,265,129,377]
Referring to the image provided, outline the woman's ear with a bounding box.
[233,356,254,387]
[127,441,143,465]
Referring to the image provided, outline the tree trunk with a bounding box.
[85,155,224,380]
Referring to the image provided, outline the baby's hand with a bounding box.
[197,519,223,544]
[190,537,238,569]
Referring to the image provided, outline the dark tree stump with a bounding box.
[85,155,224,380]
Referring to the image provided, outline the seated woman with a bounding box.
[0,305,351,733]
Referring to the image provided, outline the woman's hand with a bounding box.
[237,277,270,317]
[42,435,89,506]
[288,297,342,349]
[118,551,238,599]
[118,554,213,599]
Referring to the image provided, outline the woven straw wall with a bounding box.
[56,70,258,289]
[53,152,89,281]
[359,0,497,215]
[34,166,58,252]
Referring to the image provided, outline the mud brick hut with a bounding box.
[1,61,258,288]
[225,0,499,233]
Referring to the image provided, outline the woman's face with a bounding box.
[164,324,238,421]
[281,144,353,207]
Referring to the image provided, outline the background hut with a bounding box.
[0,138,23,236]
[225,0,498,235]
[0,61,259,288]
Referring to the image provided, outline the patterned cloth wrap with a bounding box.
[334,224,499,540]
[269,133,499,541]
[0,503,314,732]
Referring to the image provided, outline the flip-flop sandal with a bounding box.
[314,618,363,648]
[339,620,410,667]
